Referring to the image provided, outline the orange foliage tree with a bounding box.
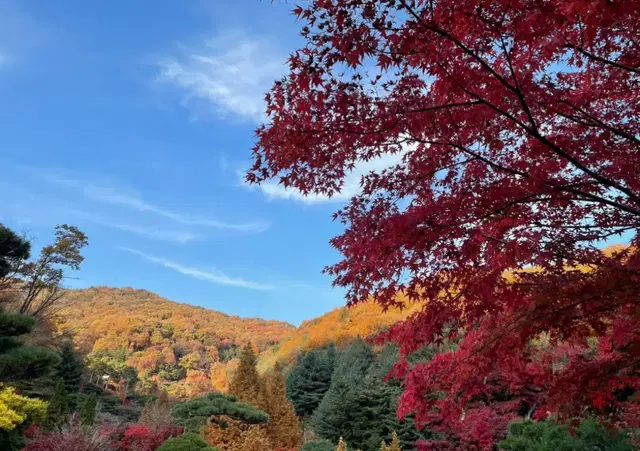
[262,363,302,449]
[229,342,265,408]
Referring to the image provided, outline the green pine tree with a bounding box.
[46,379,70,429]
[287,344,336,417]
[172,392,269,433]
[57,341,84,393]
[0,224,31,277]
[79,393,97,425]
[0,307,59,385]
[157,432,219,451]
[301,440,335,451]
[312,338,374,444]
[499,417,633,451]
[312,342,426,450]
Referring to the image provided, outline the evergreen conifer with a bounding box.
[263,363,301,449]
[79,393,97,425]
[45,379,70,429]
[57,341,83,393]
[228,342,263,408]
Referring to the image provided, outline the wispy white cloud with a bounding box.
[33,171,269,233]
[245,152,406,204]
[69,210,201,244]
[154,31,286,122]
[119,247,274,291]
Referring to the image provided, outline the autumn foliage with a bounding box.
[250,0,640,448]
[125,425,185,451]
[55,287,293,396]
[263,364,302,450]
[259,298,421,371]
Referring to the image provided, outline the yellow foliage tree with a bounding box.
[380,432,402,451]
[262,364,301,449]
[185,369,213,397]
[229,342,264,408]
[210,361,229,392]
[388,431,402,451]
[0,386,47,431]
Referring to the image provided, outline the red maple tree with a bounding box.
[249,0,640,448]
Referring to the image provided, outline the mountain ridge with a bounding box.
[53,285,418,397]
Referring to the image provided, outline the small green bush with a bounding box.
[499,417,633,451]
[301,439,335,451]
[157,432,220,451]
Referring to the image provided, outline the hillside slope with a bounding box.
[258,294,422,371]
[55,286,421,395]
[54,286,294,396]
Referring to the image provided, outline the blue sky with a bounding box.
[0,0,364,325]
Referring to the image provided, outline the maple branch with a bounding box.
[565,44,640,74]
[403,100,483,114]
[407,127,640,220]
[499,36,538,131]
[394,3,640,206]
[455,84,640,207]
[556,100,640,146]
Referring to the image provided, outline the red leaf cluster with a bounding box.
[250,0,640,448]
[116,424,184,451]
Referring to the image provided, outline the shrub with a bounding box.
[120,424,184,451]
[301,439,334,451]
[0,385,48,450]
[139,391,172,430]
[499,417,633,451]
[172,393,268,433]
[22,420,112,451]
[157,432,219,451]
[80,394,97,426]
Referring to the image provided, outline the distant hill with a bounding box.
[54,286,420,396]
[54,286,294,397]
[258,293,422,372]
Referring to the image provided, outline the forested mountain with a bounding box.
[259,294,422,371]
[54,286,295,397]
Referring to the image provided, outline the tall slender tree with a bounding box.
[45,379,69,429]
[228,342,263,408]
[57,341,83,393]
[312,339,373,444]
[263,363,302,449]
[79,393,97,426]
